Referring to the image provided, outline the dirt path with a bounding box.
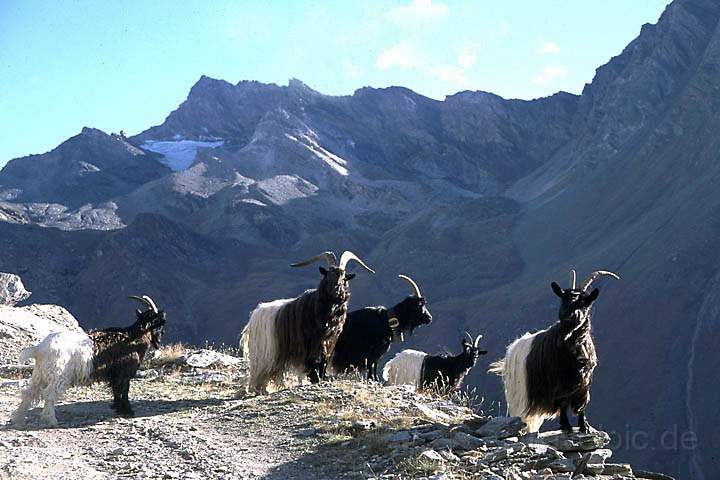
[0,378,348,480]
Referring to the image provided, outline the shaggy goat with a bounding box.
[489,270,619,434]
[383,334,487,392]
[241,251,374,393]
[11,296,165,427]
[331,274,433,381]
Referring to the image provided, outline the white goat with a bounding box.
[11,331,94,427]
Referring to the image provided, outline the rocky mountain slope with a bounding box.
[0,0,718,477]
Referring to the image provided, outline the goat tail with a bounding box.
[19,345,37,364]
[487,359,505,376]
[242,299,292,393]
[240,325,250,360]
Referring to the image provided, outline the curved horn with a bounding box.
[581,270,620,292]
[290,251,337,268]
[464,331,473,344]
[338,251,375,273]
[142,295,159,314]
[570,269,577,290]
[129,295,158,313]
[398,274,421,297]
[474,334,483,348]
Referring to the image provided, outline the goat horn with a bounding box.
[474,334,483,348]
[142,295,159,314]
[338,251,375,273]
[570,269,577,290]
[581,270,620,291]
[290,251,337,268]
[128,295,158,314]
[464,331,473,344]
[398,274,422,297]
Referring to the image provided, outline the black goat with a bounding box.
[331,274,433,381]
[241,251,374,393]
[489,270,619,433]
[383,334,487,392]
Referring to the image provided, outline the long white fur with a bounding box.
[11,330,94,427]
[491,329,550,433]
[241,298,294,394]
[382,349,427,388]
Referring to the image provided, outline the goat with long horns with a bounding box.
[241,251,374,394]
[331,274,433,381]
[489,269,619,433]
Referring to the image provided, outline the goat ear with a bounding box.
[478,350,489,356]
[345,273,356,281]
[587,288,600,304]
[319,267,328,276]
[551,282,563,298]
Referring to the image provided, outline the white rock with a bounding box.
[0,273,31,306]
[184,350,242,368]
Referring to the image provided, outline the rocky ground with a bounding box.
[0,345,674,480]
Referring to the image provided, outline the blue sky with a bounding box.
[0,0,670,166]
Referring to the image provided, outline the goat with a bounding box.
[383,334,487,392]
[489,270,619,434]
[241,251,374,394]
[10,296,165,427]
[331,274,433,381]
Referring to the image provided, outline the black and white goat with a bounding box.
[383,334,487,392]
[241,251,374,394]
[11,296,165,427]
[489,270,619,433]
[331,274,433,381]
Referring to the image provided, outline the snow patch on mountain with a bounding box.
[142,139,225,171]
[285,133,349,176]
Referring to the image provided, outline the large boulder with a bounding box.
[0,301,83,365]
[0,273,31,307]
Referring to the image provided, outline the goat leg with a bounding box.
[559,407,573,433]
[116,377,134,417]
[111,379,123,411]
[306,360,321,384]
[577,411,593,433]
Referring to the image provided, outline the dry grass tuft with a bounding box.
[145,343,186,369]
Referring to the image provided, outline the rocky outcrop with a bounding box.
[0,273,82,364]
[0,342,672,479]
[0,273,31,307]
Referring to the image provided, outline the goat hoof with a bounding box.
[579,424,594,434]
[44,419,58,428]
[117,409,134,418]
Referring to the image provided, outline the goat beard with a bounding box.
[563,311,589,341]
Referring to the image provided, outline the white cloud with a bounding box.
[342,59,361,79]
[386,0,448,28]
[457,42,481,69]
[537,39,560,55]
[376,42,420,70]
[534,66,568,84]
[435,65,470,85]
[375,41,473,90]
